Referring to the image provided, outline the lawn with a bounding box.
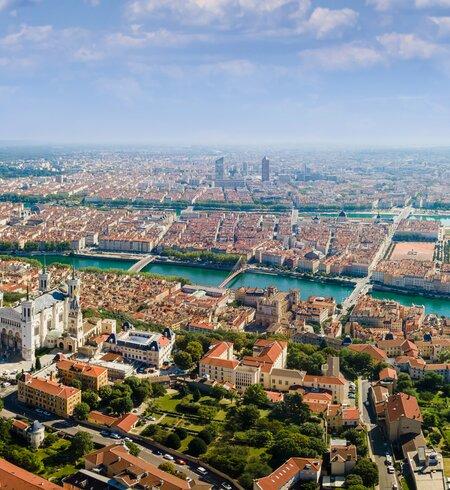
[444,457,450,477]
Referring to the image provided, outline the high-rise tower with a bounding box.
[215,157,225,181]
[262,156,270,182]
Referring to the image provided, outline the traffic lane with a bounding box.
[368,425,397,490]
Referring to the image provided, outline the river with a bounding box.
[33,254,449,317]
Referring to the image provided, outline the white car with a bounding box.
[387,465,395,474]
[164,454,174,461]
[197,467,207,475]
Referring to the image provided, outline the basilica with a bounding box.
[0,268,86,362]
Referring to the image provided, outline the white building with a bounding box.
[105,327,175,367]
[0,268,85,362]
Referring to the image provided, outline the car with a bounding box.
[164,454,174,461]
[124,437,132,442]
[176,458,187,465]
[385,455,393,465]
[364,400,370,406]
[221,483,232,490]
[2,382,11,387]
[348,393,355,399]
[186,477,193,484]
[100,430,110,437]
[148,416,156,421]
[392,484,398,490]
[387,465,395,474]
[153,450,162,456]
[110,433,121,439]
[197,467,207,475]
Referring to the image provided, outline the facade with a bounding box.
[0,268,86,362]
[215,157,225,181]
[18,373,81,418]
[254,458,321,490]
[12,419,45,449]
[105,327,175,367]
[199,339,303,393]
[56,359,109,391]
[261,156,270,182]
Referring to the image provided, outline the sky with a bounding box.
[1,0,450,146]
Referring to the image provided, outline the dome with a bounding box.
[30,420,44,432]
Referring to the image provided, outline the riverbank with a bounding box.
[372,283,450,300]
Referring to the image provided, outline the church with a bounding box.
[0,268,86,363]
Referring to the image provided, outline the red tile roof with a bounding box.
[386,392,422,423]
[254,457,321,490]
[0,458,62,489]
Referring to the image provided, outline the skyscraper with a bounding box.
[215,157,225,181]
[261,156,270,182]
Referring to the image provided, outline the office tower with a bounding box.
[262,156,270,182]
[242,162,248,176]
[215,157,225,181]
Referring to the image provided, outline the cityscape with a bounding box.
[1,1,450,490]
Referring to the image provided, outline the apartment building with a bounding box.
[199,339,302,393]
[377,338,419,358]
[56,359,109,391]
[385,392,423,443]
[330,444,357,476]
[105,327,175,367]
[254,458,322,490]
[18,373,81,418]
[84,444,191,489]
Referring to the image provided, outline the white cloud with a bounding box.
[126,0,307,25]
[73,47,103,61]
[377,32,443,59]
[0,24,52,47]
[106,28,206,47]
[366,0,404,11]
[201,59,256,76]
[301,7,358,39]
[415,0,450,7]
[430,16,450,35]
[299,43,383,70]
[96,77,143,103]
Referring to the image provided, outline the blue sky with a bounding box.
[1,0,450,146]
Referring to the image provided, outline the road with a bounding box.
[360,379,399,490]
[339,205,412,319]
[1,390,236,489]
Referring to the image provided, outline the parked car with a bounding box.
[186,477,193,484]
[176,458,187,465]
[385,455,393,465]
[164,454,174,461]
[387,465,395,474]
[153,450,162,456]
[124,437,132,442]
[110,433,121,440]
[392,484,398,490]
[221,483,232,490]
[197,467,207,475]
[100,430,110,437]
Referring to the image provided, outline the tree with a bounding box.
[125,440,140,456]
[198,405,218,424]
[166,432,181,449]
[174,351,194,370]
[159,462,176,474]
[99,385,113,403]
[344,474,364,487]
[243,384,269,407]
[198,428,213,444]
[110,396,133,415]
[174,427,188,440]
[187,437,208,456]
[70,431,93,460]
[74,402,90,420]
[396,373,414,393]
[152,383,167,397]
[191,387,201,402]
[270,393,310,425]
[417,372,444,392]
[230,404,260,430]
[35,357,42,370]
[71,379,82,390]
[82,390,100,410]
[0,398,3,412]
[351,458,379,487]
[186,341,204,361]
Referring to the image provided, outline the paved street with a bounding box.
[360,379,399,490]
